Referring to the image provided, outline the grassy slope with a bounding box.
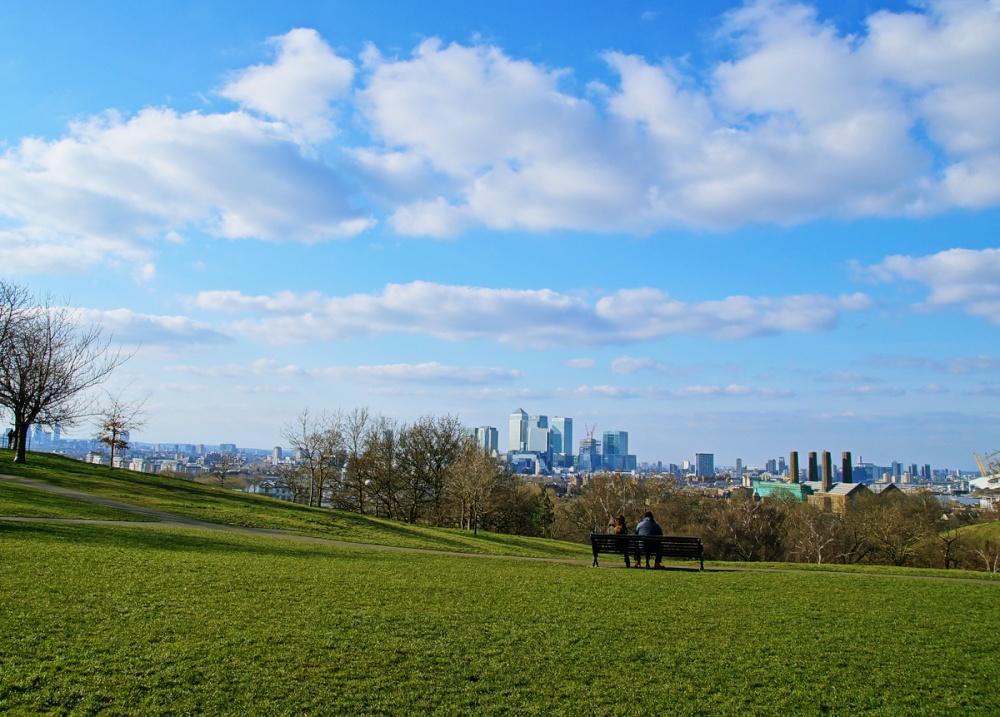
[959,521,1000,543]
[1,521,999,715]
[0,480,155,521]
[0,450,589,559]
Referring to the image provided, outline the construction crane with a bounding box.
[975,451,1000,478]
[584,422,597,441]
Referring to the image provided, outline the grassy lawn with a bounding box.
[0,480,155,522]
[0,450,589,559]
[2,521,999,715]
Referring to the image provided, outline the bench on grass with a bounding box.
[589,533,704,570]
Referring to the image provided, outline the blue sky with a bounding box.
[2,0,998,469]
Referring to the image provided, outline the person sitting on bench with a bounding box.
[635,511,664,569]
[612,514,631,568]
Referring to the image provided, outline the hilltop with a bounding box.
[0,450,589,560]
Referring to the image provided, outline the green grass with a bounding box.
[0,480,155,521]
[958,521,1000,543]
[710,558,1000,581]
[1,520,999,715]
[0,450,589,559]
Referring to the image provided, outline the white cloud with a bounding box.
[0,107,374,273]
[3,3,999,272]
[611,356,671,375]
[352,1,1000,235]
[861,352,1000,374]
[864,0,1000,210]
[945,356,1000,374]
[232,385,296,395]
[819,371,882,384]
[316,362,522,385]
[175,359,519,386]
[860,247,1000,323]
[197,281,871,347]
[833,385,906,397]
[219,28,355,142]
[173,358,304,378]
[76,308,232,347]
[565,358,596,369]
[672,383,793,399]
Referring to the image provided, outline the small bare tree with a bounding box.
[282,408,344,507]
[94,389,147,469]
[0,287,131,463]
[207,452,242,488]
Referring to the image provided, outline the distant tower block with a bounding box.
[808,452,819,482]
[821,451,833,492]
[789,451,800,484]
[842,452,853,484]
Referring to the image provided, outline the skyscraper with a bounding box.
[509,408,528,452]
[578,437,600,471]
[602,431,629,471]
[475,426,499,454]
[695,453,714,478]
[550,417,572,467]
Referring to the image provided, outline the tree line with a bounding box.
[274,408,554,537]
[549,472,1000,573]
[271,405,1000,572]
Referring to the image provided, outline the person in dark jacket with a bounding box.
[634,511,664,569]
[612,514,631,568]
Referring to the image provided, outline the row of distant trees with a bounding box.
[0,280,131,464]
[266,408,1000,570]
[275,408,554,537]
[550,472,1000,572]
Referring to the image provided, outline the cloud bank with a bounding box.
[194,281,871,347]
[0,1,998,271]
[860,247,1000,324]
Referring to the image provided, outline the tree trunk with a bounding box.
[13,417,26,464]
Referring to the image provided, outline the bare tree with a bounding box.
[552,473,642,541]
[712,494,789,562]
[362,414,404,519]
[93,389,147,469]
[974,540,1000,574]
[397,414,462,525]
[339,406,371,513]
[204,451,242,488]
[0,291,130,463]
[0,281,30,362]
[786,502,842,564]
[449,438,504,534]
[281,408,344,507]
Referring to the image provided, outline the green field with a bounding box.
[2,452,1000,714]
[0,451,589,559]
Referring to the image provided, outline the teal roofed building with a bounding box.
[752,480,814,501]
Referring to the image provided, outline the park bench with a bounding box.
[589,533,704,570]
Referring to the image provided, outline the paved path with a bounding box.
[3,473,999,584]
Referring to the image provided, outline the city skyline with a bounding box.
[1,1,999,470]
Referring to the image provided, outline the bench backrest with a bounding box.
[590,533,702,555]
